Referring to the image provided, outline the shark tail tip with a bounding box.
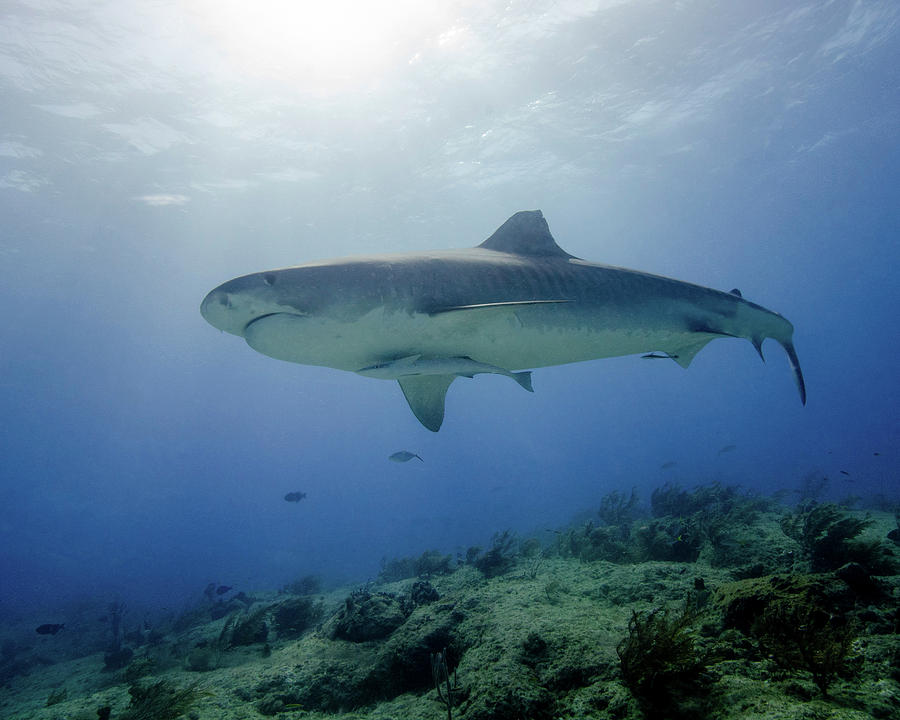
[780,339,806,405]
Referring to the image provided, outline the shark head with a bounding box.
[201,271,283,337]
[200,261,403,370]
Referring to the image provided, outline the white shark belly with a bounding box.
[243,304,703,373]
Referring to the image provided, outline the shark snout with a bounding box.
[200,286,237,334]
[200,276,270,337]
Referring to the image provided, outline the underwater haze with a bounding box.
[1,0,898,624]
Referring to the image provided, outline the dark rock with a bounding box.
[330,592,406,642]
[230,611,268,646]
[273,596,322,638]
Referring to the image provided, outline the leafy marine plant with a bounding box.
[282,574,323,596]
[556,520,632,563]
[473,530,519,578]
[616,597,711,718]
[717,574,862,697]
[634,517,703,563]
[598,488,641,527]
[751,594,856,696]
[378,549,454,582]
[120,679,208,720]
[431,647,458,720]
[779,503,895,573]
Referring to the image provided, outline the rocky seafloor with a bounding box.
[2,488,899,720]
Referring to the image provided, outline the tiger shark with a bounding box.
[201,210,805,431]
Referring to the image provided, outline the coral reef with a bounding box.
[2,489,898,720]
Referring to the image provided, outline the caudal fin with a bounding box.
[778,339,806,405]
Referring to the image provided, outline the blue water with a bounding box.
[0,0,897,619]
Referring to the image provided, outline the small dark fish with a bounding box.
[284,491,307,502]
[641,352,678,360]
[35,623,64,635]
[873,452,880,456]
[660,461,677,470]
[389,451,423,463]
[718,444,737,455]
[839,470,850,476]
[215,585,232,595]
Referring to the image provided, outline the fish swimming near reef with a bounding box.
[201,211,806,431]
[35,623,64,635]
[389,450,424,463]
[215,585,233,595]
[284,491,307,502]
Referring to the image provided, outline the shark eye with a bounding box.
[263,273,277,286]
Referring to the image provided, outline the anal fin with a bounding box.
[397,375,457,432]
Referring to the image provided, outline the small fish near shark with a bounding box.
[35,623,64,635]
[201,211,805,431]
[389,450,424,463]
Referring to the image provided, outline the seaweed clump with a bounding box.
[752,594,856,695]
[379,550,454,582]
[282,574,322,596]
[638,482,770,565]
[716,575,860,697]
[473,530,518,578]
[780,503,895,573]
[598,488,640,526]
[616,598,710,718]
[120,679,207,720]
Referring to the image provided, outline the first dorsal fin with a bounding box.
[478,211,573,258]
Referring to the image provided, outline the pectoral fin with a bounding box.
[397,375,457,432]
